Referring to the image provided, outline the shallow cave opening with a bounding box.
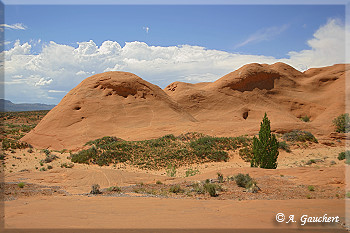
[243,111,249,120]
[74,106,81,110]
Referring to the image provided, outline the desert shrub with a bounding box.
[71,133,252,169]
[169,184,183,194]
[217,172,224,183]
[42,149,50,156]
[306,159,316,165]
[251,113,279,169]
[43,154,58,163]
[337,151,350,160]
[235,173,254,188]
[27,148,33,153]
[71,146,98,164]
[300,115,310,122]
[333,113,350,133]
[239,146,253,162]
[203,183,218,197]
[166,164,177,177]
[156,180,162,185]
[308,185,315,191]
[282,130,318,143]
[191,182,205,194]
[278,141,291,153]
[90,184,101,194]
[1,138,31,150]
[60,162,74,168]
[85,136,122,146]
[107,186,121,192]
[185,168,199,177]
[39,167,46,171]
[18,182,25,188]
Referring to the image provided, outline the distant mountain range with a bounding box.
[0,99,56,112]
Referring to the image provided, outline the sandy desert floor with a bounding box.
[2,143,350,232]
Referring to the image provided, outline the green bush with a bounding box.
[278,141,291,153]
[235,173,254,188]
[203,183,218,197]
[70,133,251,169]
[251,113,279,169]
[337,151,350,160]
[191,182,205,194]
[217,172,224,183]
[71,146,98,164]
[1,138,31,150]
[300,115,310,122]
[60,162,74,168]
[42,149,50,156]
[169,184,183,194]
[90,184,101,194]
[166,165,177,177]
[332,113,350,133]
[156,180,162,185]
[282,130,318,143]
[18,182,25,188]
[43,154,58,163]
[185,168,199,177]
[107,186,121,192]
[238,146,253,162]
[308,185,315,191]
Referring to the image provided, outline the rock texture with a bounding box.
[22,63,349,149]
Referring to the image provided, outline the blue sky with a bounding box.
[2,4,348,104]
[5,5,344,57]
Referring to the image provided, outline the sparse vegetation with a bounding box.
[332,113,350,133]
[90,184,101,194]
[185,168,199,177]
[346,192,350,198]
[278,141,291,153]
[60,162,74,168]
[18,182,25,188]
[107,186,121,192]
[156,180,162,185]
[1,138,31,150]
[166,165,177,177]
[308,185,315,191]
[169,184,184,194]
[203,183,218,197]
[238,145,253,162]
[191,182,205,194]
[70,134,251,169]
[300,115,310,122]
[337,151,350,161]
[42,154,58,163]
[235,173,255,189]
[251,113,279,169]
[217,172,224,183]
[282,130,318,143]
[0,111,47,151]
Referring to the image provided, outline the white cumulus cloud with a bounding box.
[2,19,348,104]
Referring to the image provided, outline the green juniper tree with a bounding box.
[251,113,279,169]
